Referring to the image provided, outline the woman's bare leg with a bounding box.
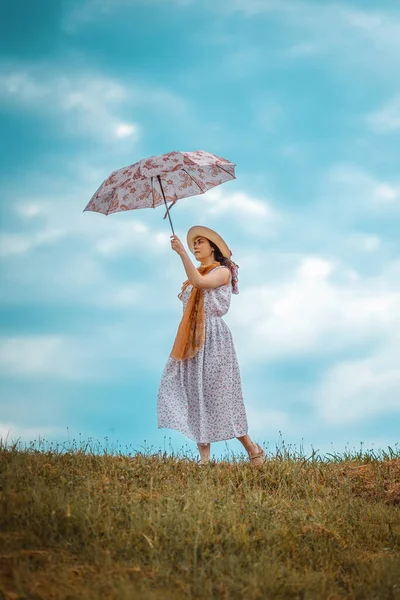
[237,434,259,456]
[197,442,210,463]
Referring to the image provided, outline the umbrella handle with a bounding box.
[157,175,175,235]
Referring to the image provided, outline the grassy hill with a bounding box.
[0,440,399,599]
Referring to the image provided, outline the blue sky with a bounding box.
[1,0,399,460]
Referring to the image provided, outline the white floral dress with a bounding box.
[157,266,248,443]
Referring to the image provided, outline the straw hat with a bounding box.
[187,225,231,259]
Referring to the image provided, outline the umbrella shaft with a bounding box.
[157,175,175,235]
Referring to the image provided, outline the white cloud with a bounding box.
[0,63,188,144]
[93,220,150,256]
[0,423,64,444]
[0,65,139,142]
[180,186,282,236]
[229,254,400,363]
[342,8,400,57]
[65,0,400,77]
[0,335,91,380]
[0,166,183,310]
[101,285,142,307]
[227,0,288,16]
[348,233,381,253]
[1,71,45,100]
[14,203,45,218]
[374,183,399,203]
[319,165,400,218]
[3,187,172,261]
[0,324,170,381]
[0,230,172,310]
[367,94,400,133]
[0,229,67,257]
[226,242,400,428]
[204,188,274,217]
[298,257,332,279]
[246,406,290,435]
[0,67,138,144]
[286,42,318,58]
[115,122,138,138]
[0,233,34,256]
[219,2,400,78]
[64,0,193,29]
[315,344,400,424]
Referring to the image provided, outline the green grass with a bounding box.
[0,437,399,600]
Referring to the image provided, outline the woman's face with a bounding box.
[193,236,214,262]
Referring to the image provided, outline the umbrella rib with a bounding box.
[151,177,156,208]
[106,176,131,216]
[105,189,117,216]
[215,163,235,178]
[181,168,206,195]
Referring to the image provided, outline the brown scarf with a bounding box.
[170,262,221,361]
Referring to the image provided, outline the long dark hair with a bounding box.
[208,239,232,269]
[208,238,239,294]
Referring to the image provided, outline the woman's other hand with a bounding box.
[170,235,186,256]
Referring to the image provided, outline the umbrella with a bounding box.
[83,150,236,234]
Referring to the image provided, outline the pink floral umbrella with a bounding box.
[83,150,236,234]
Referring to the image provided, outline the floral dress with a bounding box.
[157,266,248,443]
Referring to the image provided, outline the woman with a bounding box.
[157,225,265,466]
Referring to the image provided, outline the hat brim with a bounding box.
[187,225,231,259]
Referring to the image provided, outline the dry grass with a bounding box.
[0,438,399,600]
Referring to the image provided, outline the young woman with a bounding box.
[157,225,265,466]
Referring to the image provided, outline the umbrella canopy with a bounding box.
[83,150,236,233]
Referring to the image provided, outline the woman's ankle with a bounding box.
[237,434,257,454]
[197,442,210,462]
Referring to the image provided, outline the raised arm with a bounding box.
[171,235,230,289]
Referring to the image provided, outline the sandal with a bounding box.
[248,443,265,466]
